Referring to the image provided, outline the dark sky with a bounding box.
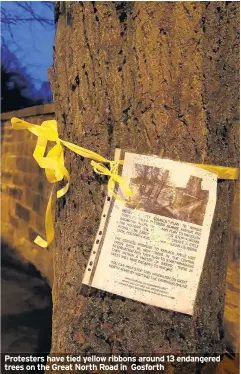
[1,1,55,89]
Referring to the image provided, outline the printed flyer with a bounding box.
[83,151,217,315]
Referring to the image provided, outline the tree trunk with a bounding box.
[49,2,239,372]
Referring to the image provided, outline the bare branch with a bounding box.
[1,1,55,29]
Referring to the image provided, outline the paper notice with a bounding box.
[82,151,217,315]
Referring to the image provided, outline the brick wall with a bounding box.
[1,104,55,284]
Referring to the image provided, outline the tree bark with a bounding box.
[49,2,239,372]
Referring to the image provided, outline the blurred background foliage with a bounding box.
[1,1,55,112]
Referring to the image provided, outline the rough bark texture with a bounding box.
[49,2,239,372]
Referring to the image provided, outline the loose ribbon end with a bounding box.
[11,117,31,130]
[34,235,48,248]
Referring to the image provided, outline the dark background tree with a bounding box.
[1,45,45,112]
[2,65,32,112]
[1,1,54,112]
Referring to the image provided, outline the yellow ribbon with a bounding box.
[189,163,239,180]
[11,117,239,248]
[11,117,131,247]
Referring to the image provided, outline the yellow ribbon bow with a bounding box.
[11,117,239,248]
[11,117,132,248]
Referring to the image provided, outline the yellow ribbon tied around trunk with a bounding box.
[11,117,239,248]
[11,117,132,248]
